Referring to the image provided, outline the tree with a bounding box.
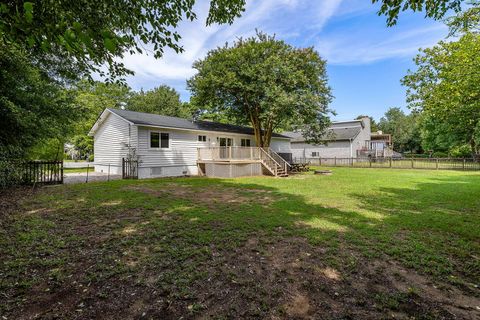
[377,108,422,154]
[187,33,333,147]
[0,0,246,80]
[0,43,76,159]
[373,0,463,26]
[356,115,379,132]
[128,85,193,118]
[69,80,133,158]
[402,4,480,158]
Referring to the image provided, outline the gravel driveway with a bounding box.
[64,172,122,184]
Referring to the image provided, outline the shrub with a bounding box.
[449,145,471,158]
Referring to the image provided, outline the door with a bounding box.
[219,137,233,158]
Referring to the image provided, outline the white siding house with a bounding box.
[283,117,372,160]
[89,109,291,178]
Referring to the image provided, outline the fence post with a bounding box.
[108,164,110,182]
[389,157,392,168]
[350,157,353,167]
[369,157,372,168]
[334,157,337,167]
[411,157,414,169]
[436,158,439,170]
[86,164,89,183]
[60,161,64,184]
[463,158,466,170]
[319,157,322,166]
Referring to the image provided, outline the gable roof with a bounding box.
[283,122,362,143]
[90,108,289,138]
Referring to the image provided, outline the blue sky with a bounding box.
[121,0,449,121]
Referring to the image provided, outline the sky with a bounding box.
[120,0,450,121]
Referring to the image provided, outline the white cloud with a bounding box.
[122,0,344,90]
[316,24,447,65]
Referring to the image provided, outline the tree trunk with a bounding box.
[471,138,479,161]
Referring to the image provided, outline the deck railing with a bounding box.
[198,147,290,176]
[198,147,261,161]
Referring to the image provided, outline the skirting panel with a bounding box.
[204,163,262,178]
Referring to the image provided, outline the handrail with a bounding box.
[260,148,282,168]
[266,148,291,168]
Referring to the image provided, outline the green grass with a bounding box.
[1,167,479,317]
[63,166,94,173]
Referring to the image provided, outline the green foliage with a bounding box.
[0,0,246,80]
[378,108,422,153]
[0,43,77,159]
[68,80,133,158]
[402,4,480,158]
[28,138,65,160]
[373,0,462,26]
[188,32,333,147]
[448,144,472,158]
[128,85,193,118]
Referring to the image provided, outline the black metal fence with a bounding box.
[1,160,63,188]
[294,157,480,171]
[122,158,138,179]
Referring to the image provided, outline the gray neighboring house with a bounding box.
[283,117,373,160]
[88,108,291,178]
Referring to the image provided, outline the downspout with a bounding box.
[350,138,353,158]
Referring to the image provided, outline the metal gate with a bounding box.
[122,158,138,179]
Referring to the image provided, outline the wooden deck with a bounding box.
[197,147,290,177]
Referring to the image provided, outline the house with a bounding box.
[88,108,291,178]
[283,117,391,160]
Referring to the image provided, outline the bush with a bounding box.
[88,154,94,162]
[0,160,25,188]
[432,151,449,158]
[449,145,471,158]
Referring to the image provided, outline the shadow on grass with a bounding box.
[1,173,479,318]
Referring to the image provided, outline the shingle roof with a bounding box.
[283,126,361,142]
[108,109,289,138]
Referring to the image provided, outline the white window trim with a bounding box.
[149,130,170,150]
[241,138,251,147]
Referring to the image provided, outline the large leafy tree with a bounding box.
[128,85,193,118]
[68,81,133,158]
[402,4,480,158]
[373,0,463,26]
[377,107,422,154]
[0,44,76,159]
[187,33,333,147]
[0,0,246,80]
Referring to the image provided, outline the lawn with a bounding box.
[1,168,479,319]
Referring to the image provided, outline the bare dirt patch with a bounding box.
[187,236,480,319]
[125,184,275,209]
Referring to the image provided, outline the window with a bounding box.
[311,151,319,157]
[150,132,169,148]
[241,138,251,147]
[150,132,160,148]
[198,135,207,142]
[160,133,169,148]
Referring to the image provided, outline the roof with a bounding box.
[283,123,362,143]
[91,108,289,138]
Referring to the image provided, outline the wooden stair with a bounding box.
[259,148,290,177]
